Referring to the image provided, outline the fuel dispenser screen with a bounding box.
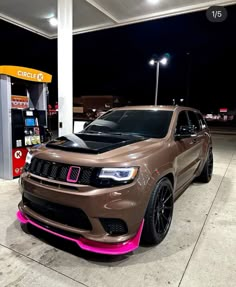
[25,118,35,127]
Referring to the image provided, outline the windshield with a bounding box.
[84,110,173,138]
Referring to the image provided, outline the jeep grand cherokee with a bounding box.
[17,106,213,255]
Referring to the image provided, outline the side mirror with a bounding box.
[175,125,196,140]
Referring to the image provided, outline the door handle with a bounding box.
[191,138,197,144]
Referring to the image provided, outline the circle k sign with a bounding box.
[14,150,23,159]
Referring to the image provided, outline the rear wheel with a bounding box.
[142,177,173,245]
[197,149,213,183]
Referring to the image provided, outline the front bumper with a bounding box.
[20,174,149,244]
[17,211,144,255]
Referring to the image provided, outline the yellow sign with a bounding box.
[0,66,52,83]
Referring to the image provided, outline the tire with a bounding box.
[20,223,31,234]
[142,177,174,245]
[197,149,213,183]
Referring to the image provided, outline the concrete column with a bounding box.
[58,0,73,136]
[0,75,12,179]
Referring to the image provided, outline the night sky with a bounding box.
[0,4,236,113]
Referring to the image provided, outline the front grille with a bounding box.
[23,192,92,230]
[100,218,128,235]
[58,166,69,181]
[50,164,59,178]
[28,157,96,185]
[78,168,94,185]
[41,162,50,176]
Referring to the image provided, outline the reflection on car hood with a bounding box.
[46,133,149,154]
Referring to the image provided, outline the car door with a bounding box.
[195,112,211,167]
[174,111,199,190]
[186,111,204,176]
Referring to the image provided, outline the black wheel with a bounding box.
[142,177,174,245]
[197,149,213,183]
[20,223,30,234]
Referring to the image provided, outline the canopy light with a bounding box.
[147,0,160,4]
[49,17,58,27]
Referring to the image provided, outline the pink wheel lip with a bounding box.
[16,211,144,255]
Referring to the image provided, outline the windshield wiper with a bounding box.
[82,130,148,138]
[108,132,147,138]
[81,131,108,135]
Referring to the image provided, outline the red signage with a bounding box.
[220,108,228,113]
[11,95,29,109]
[12,147,28,177]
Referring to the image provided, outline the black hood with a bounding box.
[46,132,148,154]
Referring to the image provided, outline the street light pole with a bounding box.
[154,61,160,106]
[149,54,169,106]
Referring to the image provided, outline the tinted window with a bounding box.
[85,110,173,138]
[176,111,189,133]
[188,111,201,132]
[196,113,207,130]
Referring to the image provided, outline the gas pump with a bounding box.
[0,66,52,179]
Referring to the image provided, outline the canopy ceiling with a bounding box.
[0,0,235,38]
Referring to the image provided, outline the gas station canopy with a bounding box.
[1,0,235,138]
[0,0,235,39]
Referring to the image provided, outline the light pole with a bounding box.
[154,61,160,106]
[149,55,169,105]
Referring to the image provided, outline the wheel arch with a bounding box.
[163,172,174,188]
[143,170,175,214]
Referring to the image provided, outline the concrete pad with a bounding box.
[224,164,236,183]
[0,181,56,263]
[0,246,85,287]
[179,180,236,287]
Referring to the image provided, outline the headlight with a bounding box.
[99,167,139,182]
[25,152,33,165]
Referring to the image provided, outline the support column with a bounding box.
[58,0,73,136]
[0,75,12,179]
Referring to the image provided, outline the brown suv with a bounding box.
[17,106,213,255]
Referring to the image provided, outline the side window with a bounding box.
[196,113,207,130]
[188,111,201,132]
[176,111,189,133]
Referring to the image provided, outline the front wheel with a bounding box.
[142,177,174,245]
